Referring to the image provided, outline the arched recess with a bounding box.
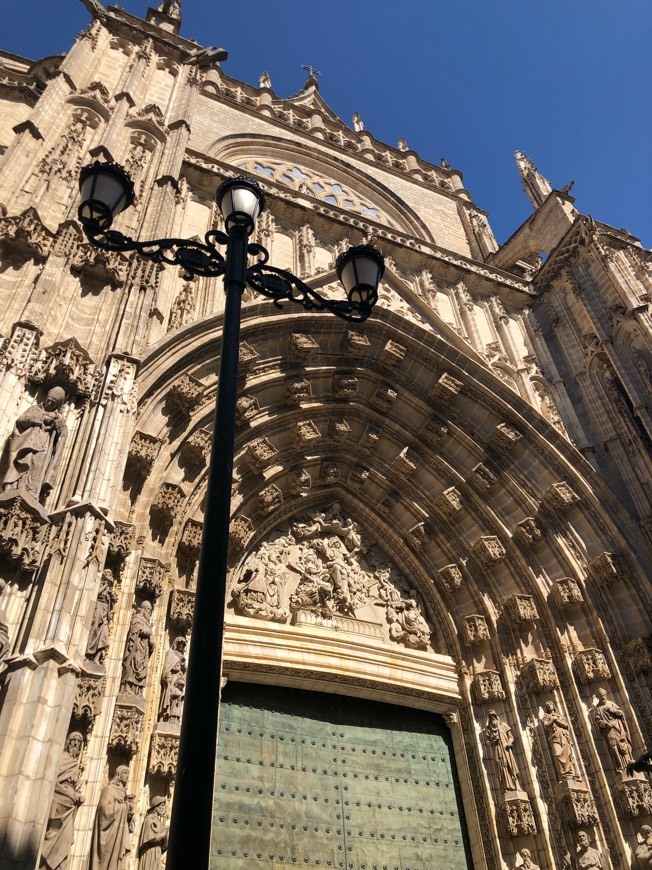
[123,301,652,869]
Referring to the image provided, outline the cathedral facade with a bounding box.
[0,3,651,869]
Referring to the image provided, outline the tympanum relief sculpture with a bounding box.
[231,502,433,651]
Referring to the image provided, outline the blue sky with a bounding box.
[3,0,650,246]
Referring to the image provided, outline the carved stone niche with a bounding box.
[259,484,283,516]
[551,577,584,608]
[430,372,463,407]
[542,482,581,513]
[180,428,211,468]
[392,447,418,478]
[328,417,351,443]
[348,466,369,492]
[167,373,203,416]
[574,648,611,684]
[420,420,448,446]
[236,394,258,426]
[109,701,144,756]
[433,487,462,519]
[625,637,652,674]
[333,374,358,400]
[340,329,370,358]
[148,730,179,779]
[108,522,136,565]
[379,340,406,371]
[438,564,464,593]
[0,494,50,572]
[504,594,539,626]
[178,520,203,562]
[321,461,340,484]
[244,438,278,474]
[471,463,497,491]
[520,658,559,694]
[489,422,522,455]
[555,782,599,828]
[358,424,381,451]
[229,516,253,552]
[473,670,506,703]
[286,377,311,406]
[72,673,106,732]
[168,587,195,632]
[513,517,543,546]
[287,332,319,364]
[289,469,311,496]
[0,207,55,263]
[150,483,185,525]
[463,615,490,645]
[470,536,506,567]
[370,385,397,412]
[616,777,652,818]
[126,431,162,478]
[589,551,631,588]
[500,796,537,837]
[238,341,259,373]
[29,337,99,401]
[137,558,166,599]
[407,522,430,549]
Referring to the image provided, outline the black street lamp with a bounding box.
[78,161,384,869]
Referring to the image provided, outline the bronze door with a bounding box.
[211,683,471,869]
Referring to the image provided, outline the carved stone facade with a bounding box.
[0,7,649,870]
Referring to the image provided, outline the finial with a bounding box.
[515,150,552,209]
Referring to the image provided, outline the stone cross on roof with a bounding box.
[302,64,321,78]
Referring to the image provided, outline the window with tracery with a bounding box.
[238,159,390,224]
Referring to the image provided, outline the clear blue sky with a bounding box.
[3,0,651,247]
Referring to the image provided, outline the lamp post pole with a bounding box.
[77,162,384,869]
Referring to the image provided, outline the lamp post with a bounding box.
[78,161,384,869]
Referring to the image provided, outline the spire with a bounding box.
[515,150,552,209]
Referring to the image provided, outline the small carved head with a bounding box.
[66,731,84,758]
[597,687,608,702]
[577,830,590,848]
[140,600,153,616]
[151,795,167,815]
[172,636,187,652]
[43,386,66,411]
[115,764,129,786]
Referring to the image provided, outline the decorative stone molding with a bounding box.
[238,341,259,372]
[348,466,369,491]
[178,520,203,561]
[295,420,321,447]
[520,658,559,694]
[320,461,340,483]
[150,483,185,524]
[542,482,581,512]
[328,417,351,443]
[420,420,448,446]
[70,244,130,288]
[289,469,311,495]
[287,333,319,363]
[332,374,358,400]
[438,564,464,592]
[108,522,136,564]
[136,558,166,599]
[513,517,543,546]
[229,516,253,551]
[244,438,278,473]
[489,422,522,454]
[473,670,506,702]
[148,730,179,778]
[286,377,311,405]
[370,385,397,412]
[471,463,497,490]
[574,649,611,684]
[0,494,50,572]
[556,782,599,828]
[259,484,283,515]
[72,673,106,728]
[379,340,406,371]
[392,447,418,478]
[625,637,652,673]
[126,431,162,477]
[504,594,539,625]
[500,796,536,837]
[109,702,144,755]
[433,487,462,518]
[430,373,463,406]
[29,337,99,400]
[0,321,42,377]
[616,777,652,818]
[470,536,506,566]
[236,394,258,426]
[358,424,381,451]
[551,577,584,608]
[0,207,55,261]
[589,552,631,587]
[407,522,429,549]
[463,615,490,645]
[167,374,203,415]
[340,329,370,358]
[168,588,195,631]
[181,428,211,468]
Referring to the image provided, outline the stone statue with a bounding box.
[168,660,186,723]
[516,849,540,869]
[168,281,195,331]
[232,548,290,623]
[85,570,117,666]
[138,796,168,870]
[386,590,431,650]
[258,71,272,89]
[593,688,634,774]
[120,601,154,695]
[156,0,180,17]
[158,637,186,722]
[39,732,84,870]
[89,765,133,870]
[634,824,652,868]
[0,578,9,662]
[575,830,605,869]
[1,387,67,504]
[542,701,580,781]
[484,710,520,792]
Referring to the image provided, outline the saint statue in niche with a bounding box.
[483,710,521,793]
[541,701,581,781]
[593,688,635,774]
[158,637,186,723]
[89,766,134,870]
[120,601,154,695]
[40,732,84,870]
[138,796,168,870]
[85,569,117,666]
[575,830,606,869]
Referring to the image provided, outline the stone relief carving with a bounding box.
[136,559,165,599]
[552,577,584,608]
[148,732,179,779]
[231,503,434,651]
[484,710,521,793]
[120,602,155,696]
[168,281,195,332]
[593,688,634,774]
[89,765,134,870]
[575,649,611,684]
[138,796,168,869]
[0,493,50,571]
[158,637,186,725]
[1,387,67,505]
[29,338,99,402]
[40,732,85,870]
[618,778,652,818]
[474,670,506,703]
[85,569,117,667]
[521,658,559,694]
